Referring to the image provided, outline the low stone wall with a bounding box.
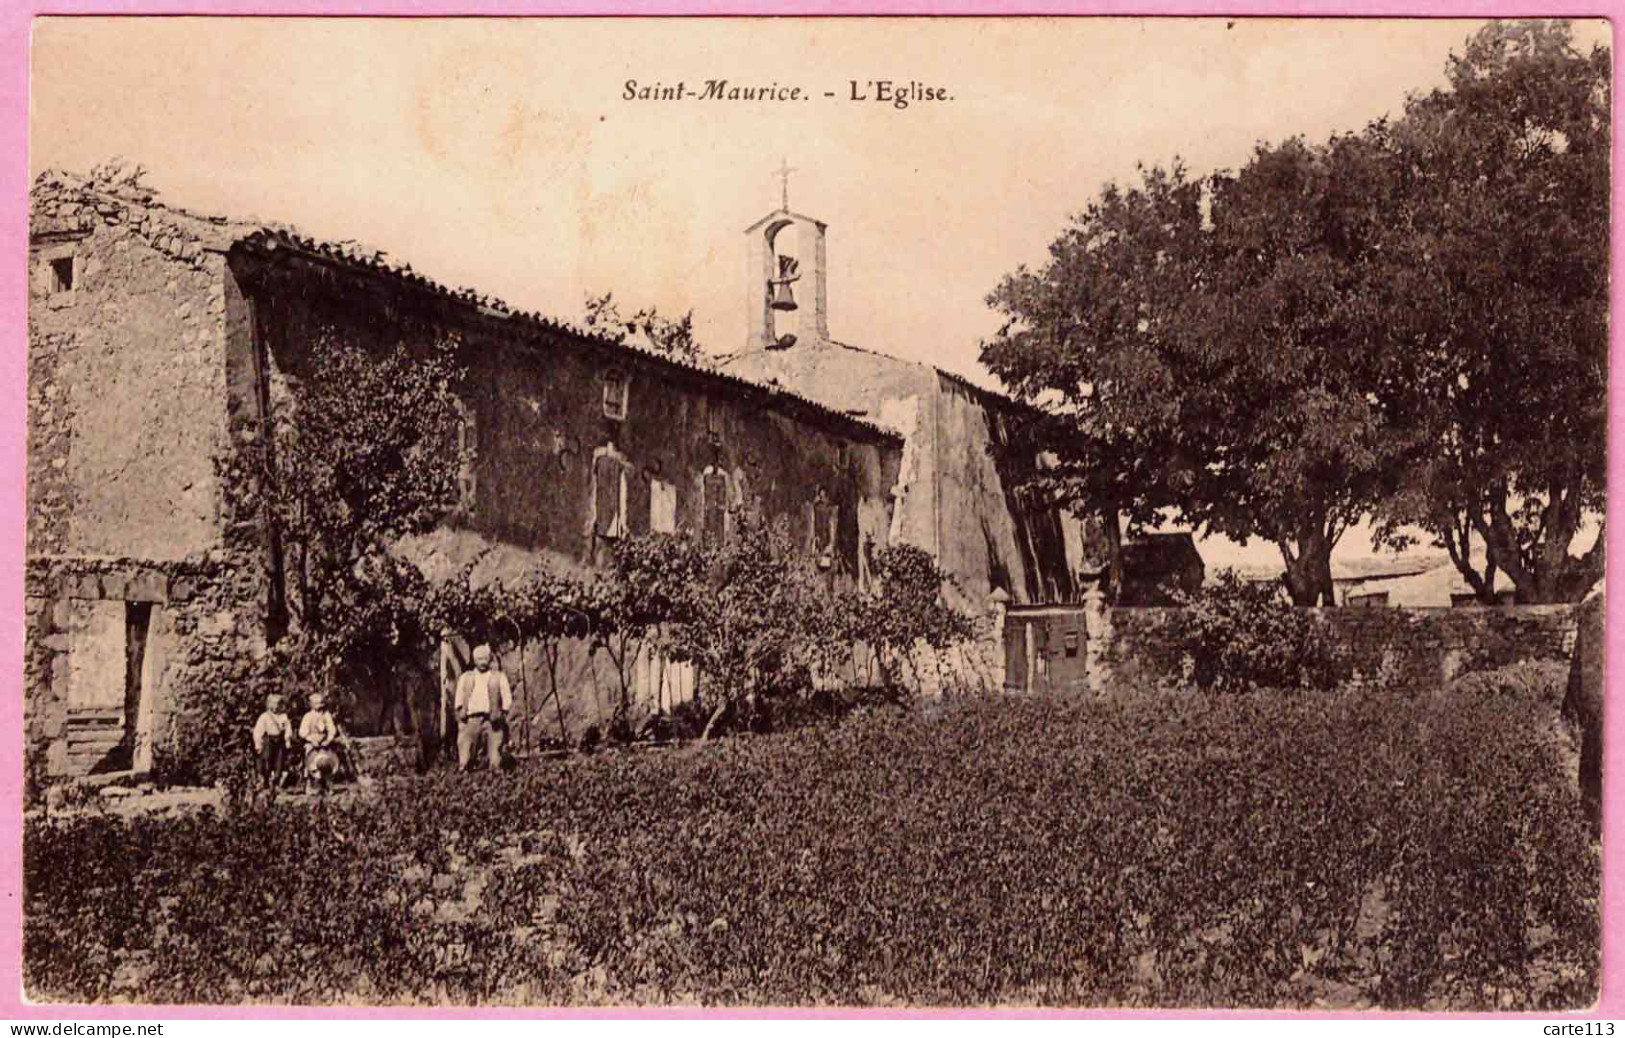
[24,553,267,781]
[1094,604,1576,692]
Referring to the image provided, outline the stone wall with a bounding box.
[28,173,238,561]
[1092,604,1577,692]
[25,175,280,784]
[718,341,1087,612]
[25,554,269,780]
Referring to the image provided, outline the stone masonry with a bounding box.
[26,172,285,779]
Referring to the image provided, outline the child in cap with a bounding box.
[251,693,294,790]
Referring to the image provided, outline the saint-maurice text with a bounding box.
[622,79,953,108]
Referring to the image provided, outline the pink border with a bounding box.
[0,0,1619,1021]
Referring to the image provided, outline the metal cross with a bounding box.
[774,158,796,212]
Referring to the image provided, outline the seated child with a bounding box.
[299,692,342,796]
[251,693,293,790]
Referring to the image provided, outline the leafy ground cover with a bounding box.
[24,688,1596,1008]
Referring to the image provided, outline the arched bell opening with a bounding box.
[764,219,807,348]
[745,201,829,354]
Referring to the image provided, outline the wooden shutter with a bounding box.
[703,471,728,543]
[650,479,677,534]
[813,496,835,555]
[594,454,624,538]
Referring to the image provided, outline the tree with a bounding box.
[983,20,1608,607]
[585,532,708,734]
[512,570,595,747]
[982,138,1413,606]
[1173,570,1347,692]
[1372,20,1608,603]
[662,511,827,739]
[980,165,1209,592]
[846,544,978,689]
[583,291,702,363]
[163,336,466,782]
[263,330,468,643]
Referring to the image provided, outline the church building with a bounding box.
[722,195,1087,614]
[24,166,1085,779]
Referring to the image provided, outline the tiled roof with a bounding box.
[31,170,900,445]
[234,228,900,443]
[722,336,1042,419]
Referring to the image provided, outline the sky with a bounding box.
[28,16,1611,571]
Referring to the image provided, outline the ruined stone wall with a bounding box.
[25,177,276,783]
[934,375,1081,610]
[28,176,236,561]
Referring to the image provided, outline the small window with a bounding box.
[49,257,75,294]
[602,373,628,421]
[706,405,723,446]
[837,442,850,470]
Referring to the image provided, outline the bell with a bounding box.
[771,279,798,312]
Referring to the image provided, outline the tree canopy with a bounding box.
[583,291,702,363]
[981,20,1608,605]
[1372,20,1609,602]
[265,330,468,640]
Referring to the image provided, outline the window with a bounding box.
[811,489,835,559]
[49,257,75,293]
[602,373,628,421]
[706,405,723,446]
[702,470,729,544]
[837,442,849,470]
[594,453,628,539]
[650,479,677,534]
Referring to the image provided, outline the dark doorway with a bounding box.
[110,602,153,772]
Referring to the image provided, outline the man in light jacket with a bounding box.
[454,644,513,772]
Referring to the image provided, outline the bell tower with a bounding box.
[745,160,829,352]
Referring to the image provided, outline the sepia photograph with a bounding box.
[17,14,1611,1010]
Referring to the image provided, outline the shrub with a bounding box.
[24,687,1596,1009]
[1174,570,1348,692]
[1450,659,1570,708]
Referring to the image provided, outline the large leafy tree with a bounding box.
[983,137,1413,606]
[983,19,1608,607]
[1373,20,1609,603]
[980,165,1212,592]
[265,331,469,640]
